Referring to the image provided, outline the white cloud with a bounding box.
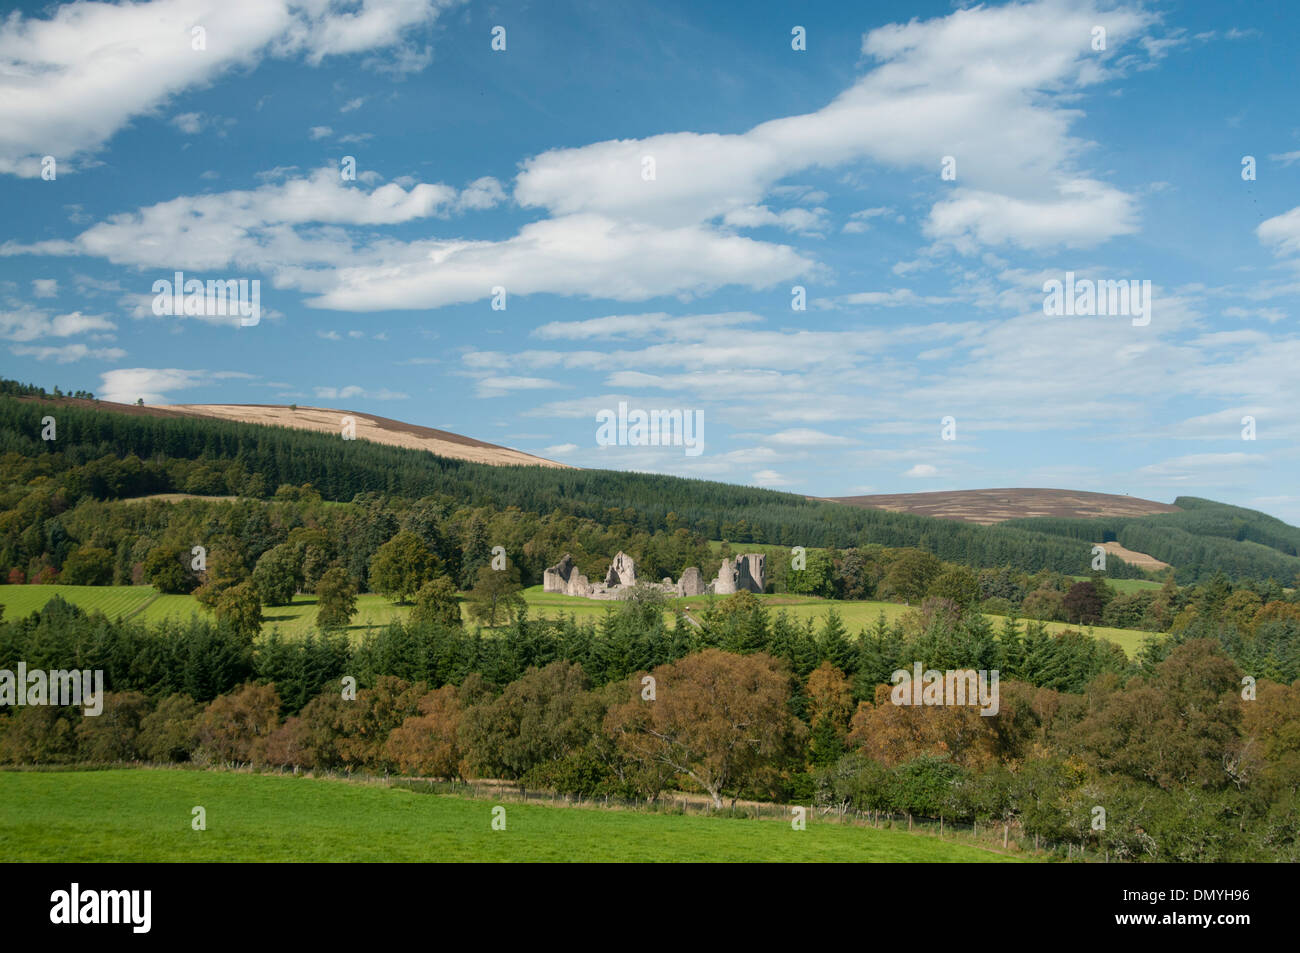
[925,180,1138,251]
[533,311,759,341]
[1137,452,1260,484]
[171,112,203,134]
[4,167,463,271]
[0,308,115,341]
[313,385,408,401]
[842,206,894,233]
[1259,206,1300,258]
[1224,306,1287,323]
[307,214,811,311]
[455,176,507,211]
[99,367,253,404]
[31,279,57,298]
[473,376,563,399]
[309,125,334,140]
[825,288,956,308]
[904,464,939,477]
[513,0,1153,249]
[722,204,828,233]
[763,428,853,447]
[0,0,459,176]
[4,0,1162,314]
[11,343,125,363]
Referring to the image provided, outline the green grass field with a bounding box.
[0,769,1021,862]
[1070,576,1163,593]
[0,583,1162,656]
[528,589,1154,655]
[0,584,158,620]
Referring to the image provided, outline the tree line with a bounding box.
[0,390,1158,580]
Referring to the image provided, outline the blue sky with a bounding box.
[4,0,1300,521]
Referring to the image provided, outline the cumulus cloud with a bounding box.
[306,215,810,311]
[0,308,115,341]
[513,0,1153,249]
[99,367,253,404]
[454,176,507,212]
[924,180,1139,251]
[171,112,203,134]
[2,167,466,271]
[1259,206,1300,258]
[5,0,1160,311]
[0,0,460,176]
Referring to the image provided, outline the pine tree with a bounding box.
[817,609,856,674]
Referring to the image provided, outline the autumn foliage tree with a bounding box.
[846,682,1014,771]
[605,649,801,808]
[1075,639,1242,790]
[138,693,203,763]
[458,661,600,779]
[75,691,150,762]
[333,676,427,772]
[1062,580,1105,625]
[384,684,464,778]
[195,682,282,764]
[806,662,854,765]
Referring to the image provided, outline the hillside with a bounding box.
[4,386,1300,583]
[821,488,1181,524]
[16,395,568,469]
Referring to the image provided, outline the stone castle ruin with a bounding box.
[544,551,765,600]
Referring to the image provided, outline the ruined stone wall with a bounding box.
[543,550,765,600]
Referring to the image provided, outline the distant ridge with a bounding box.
[19,396,570,469]
[819,487,1180,525]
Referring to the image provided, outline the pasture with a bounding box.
[0,769,1021,863]
[0,583,1161,656]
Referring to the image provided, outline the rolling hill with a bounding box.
[17,395,569,469]
[6,384,1300,583]
[821,488,1181,524]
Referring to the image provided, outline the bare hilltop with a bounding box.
[818,487,1180,525]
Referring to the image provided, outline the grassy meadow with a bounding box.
[0,581,1162,656]
[0,769,1022,863]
